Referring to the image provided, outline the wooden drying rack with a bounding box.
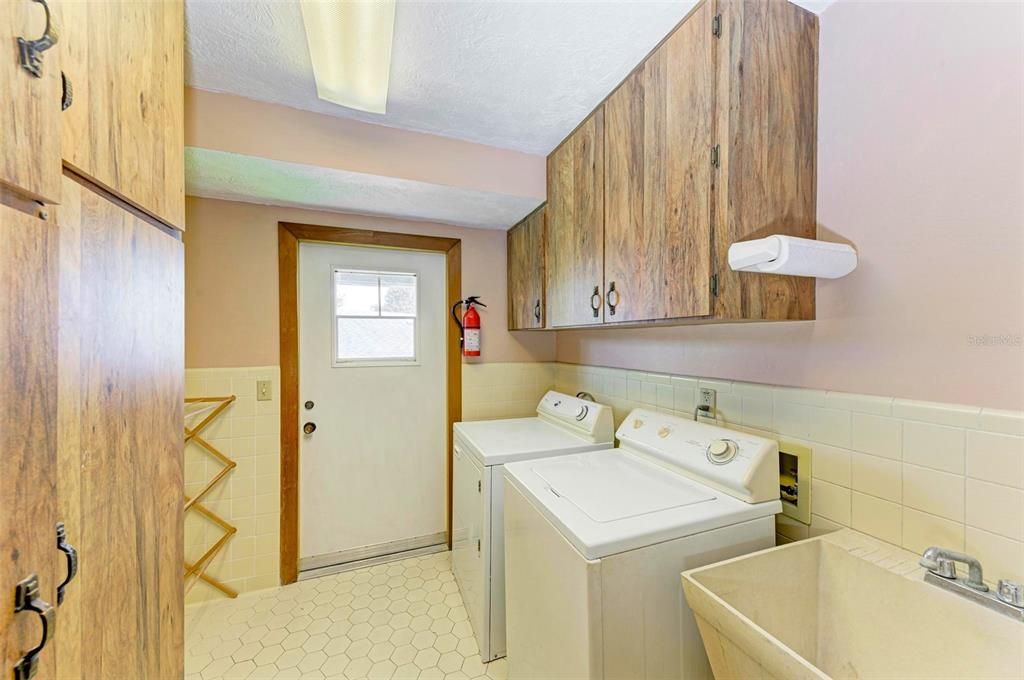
[184,396,238,598]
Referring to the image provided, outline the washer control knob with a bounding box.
[575,405,589,421]
[707,439,737,464]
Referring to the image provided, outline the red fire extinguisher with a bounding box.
[451,296,486,357]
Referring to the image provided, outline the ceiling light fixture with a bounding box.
[299,0,397,114]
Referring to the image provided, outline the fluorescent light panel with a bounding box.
[299,0,397,114]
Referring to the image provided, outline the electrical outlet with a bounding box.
[698,388,716,417]
[256,379,273,402]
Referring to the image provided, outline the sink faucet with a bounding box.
[920,546,988,591]
[920,546,1024,621]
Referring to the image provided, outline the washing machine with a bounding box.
[502,408,782,680]
[452,391,614,662]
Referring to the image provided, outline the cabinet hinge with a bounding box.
[477,480,481,493]
[710,274,719,297]
[711,144,721,168]
[477,539,481,553]
[712,14,722,38]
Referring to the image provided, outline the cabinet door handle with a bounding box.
[590,286,601,318]
[13,574,56,680]
[60,71,72,111]
[56,522,78,605]
[606,282,619,316]
[533,299,541,323]
[17,0,58,78]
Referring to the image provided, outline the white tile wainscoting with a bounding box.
[185,366,282,603]
[551,362,1024,586]
[183,360,1023,601]
[461,362,557,422]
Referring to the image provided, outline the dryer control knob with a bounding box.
[575,405,589,421]
[707,439,737,464]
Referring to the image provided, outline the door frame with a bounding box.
[278,221,462,585]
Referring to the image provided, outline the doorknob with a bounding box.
[13,574,56,680]
[303,422,317,435]
[56,522,78,605]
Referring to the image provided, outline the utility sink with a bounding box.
[681,530,1024,679]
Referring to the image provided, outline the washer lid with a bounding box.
[454,418,611,467]
[504,449,781,560]
[534,454,715,522]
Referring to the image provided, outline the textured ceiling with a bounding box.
[186,1,835,155]
[185,148,542,229]
[186,0,700,154]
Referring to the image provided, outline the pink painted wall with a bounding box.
[557,0,1024,410]
[184,197,556,368]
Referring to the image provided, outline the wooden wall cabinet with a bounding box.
[545,110,605,328]
[507,205,546,330]
[60,0,186,230]
[604,1,715,322]
[534,0,818,329]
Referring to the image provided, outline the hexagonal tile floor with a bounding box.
[185,551,506,680]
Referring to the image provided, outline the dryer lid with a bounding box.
[534,453,715,523]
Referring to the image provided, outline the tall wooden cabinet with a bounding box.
[0,204,60,680]
[1,1,185,678]
[55,177,184,680]
[507,205,546,330]
[531,0,818,329]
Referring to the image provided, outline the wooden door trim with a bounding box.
[278,222,462,585]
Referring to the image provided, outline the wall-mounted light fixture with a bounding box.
[299,0,397,114]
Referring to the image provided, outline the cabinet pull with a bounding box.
[60,71,73,111]
[589,286,602,318]
[13,574,56,680]
[17,0,58,79]
[55,522,78,605]
[606,282,619,316]
[533,299,541,323]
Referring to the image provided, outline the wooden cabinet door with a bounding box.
[55,177,184,680]
[507,206,546,330]
[1,0,62,203]
[604,2,714,323]
[60,0,185,230]
[0,204,59,680]
[545,110,604,327]
[712,0,817,321]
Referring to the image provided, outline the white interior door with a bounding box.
[299,242,447,567]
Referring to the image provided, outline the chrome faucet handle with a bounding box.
[997,580,1024,608]
[932,557,957,579]
[919,546,988,592]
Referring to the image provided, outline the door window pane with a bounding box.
[337,318,415,361]
[380,274,417,316]
[335,270,380,316]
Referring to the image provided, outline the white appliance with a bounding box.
[502,409,782,680]
[452,391,614,662]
